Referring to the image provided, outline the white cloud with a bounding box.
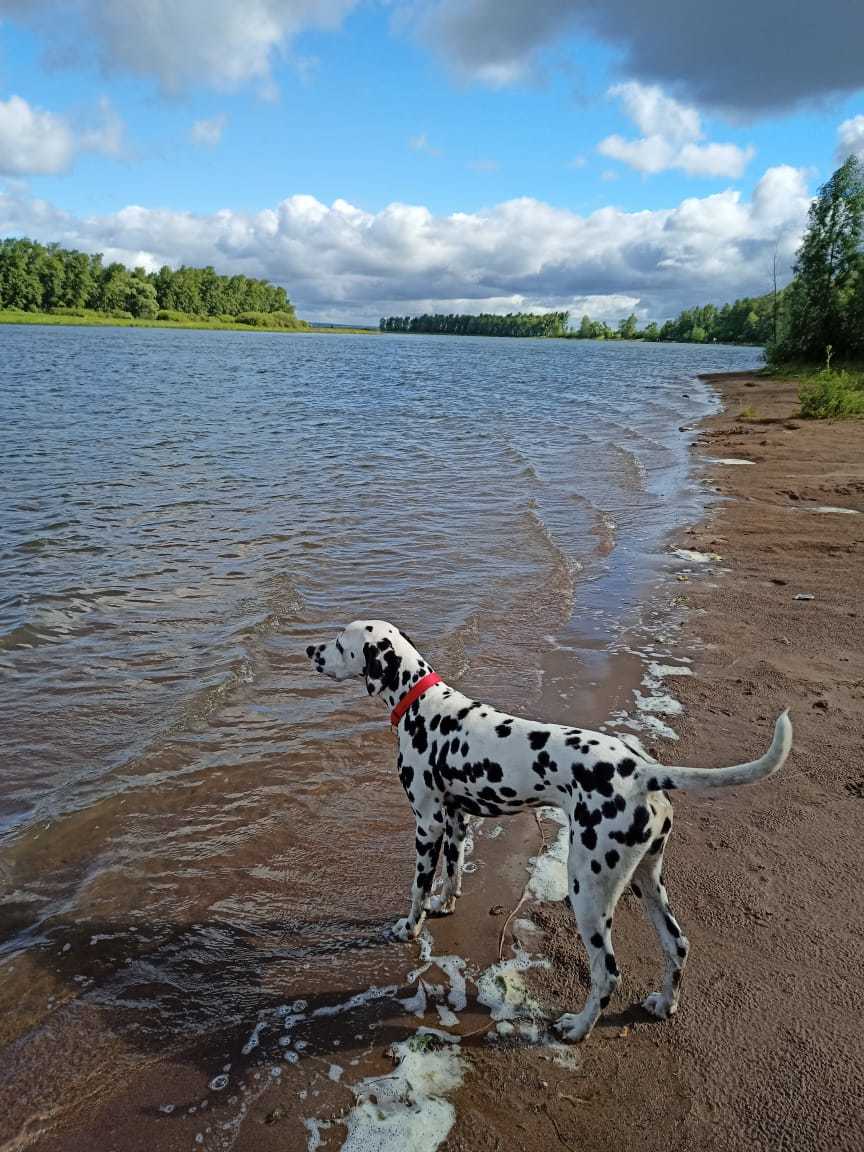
[417,0,864,114]
[467,157,499,173]
[598,83,754,179]
[837,115,864,162]
[0,165,811,322]
[191,115,228,147]
[0,93,125,176]
[80,96,125,156]
[2,0,358,93]
[0,95,75,175]
[408,132,442,157]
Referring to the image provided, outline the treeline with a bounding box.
[772,155,864,363]
[571,293,778,345]
[379,311,570,337]
[0,238,302,325]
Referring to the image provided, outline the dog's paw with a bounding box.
[641,992,676,1020]
[426,893,456,916]
[389,917,420,942]
[553,1012,594,1044]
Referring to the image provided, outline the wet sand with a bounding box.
[442,372,864,1152]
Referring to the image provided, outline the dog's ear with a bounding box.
[363,641,384,695]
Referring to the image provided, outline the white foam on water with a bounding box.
[671,548,721,563]
[304,1117,328,1150]
[435,1004,459,1028]
[312,984,400,1019]
[525,808,569,903]
[809,505,860,514]
[400,981,428,1018]
[647,662,692,679]
[634,690,683,717]
[705,457,755,465]
[328,1064,344,1083]
[476,947,550,1023]
[338,1034,464,1152]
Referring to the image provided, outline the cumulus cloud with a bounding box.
[0,166,811,322]
[0,93,125,175]
[191,115,228,147]
[417,0,864,114]
[0,95,74,175]
[598,83,754,179]
[0,0,357,93]
[837,115,864,162]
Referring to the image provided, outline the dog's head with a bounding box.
[306,620,420,698]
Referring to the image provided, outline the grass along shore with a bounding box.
[0,308,377,336]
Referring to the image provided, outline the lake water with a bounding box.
[0,325,760,1143]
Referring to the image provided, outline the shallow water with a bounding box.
[0,326,760,1139]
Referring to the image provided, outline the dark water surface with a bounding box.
[0,326,760,1142]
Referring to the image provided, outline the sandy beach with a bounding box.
[439,372,864,1152]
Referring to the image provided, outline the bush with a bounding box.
[235,310,302,329]
[799,369,864,418]
[104,309,134,319]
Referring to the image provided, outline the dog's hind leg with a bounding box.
[631,810,689,1020]
[427,806,467,915]
[391,799,444,941]
[554,840,641,1043]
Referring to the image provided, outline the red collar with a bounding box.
[390,672,443,728]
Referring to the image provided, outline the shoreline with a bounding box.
[0,311,377,335]
[440,370,864,1152]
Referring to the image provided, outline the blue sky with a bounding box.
[1,1,863,322]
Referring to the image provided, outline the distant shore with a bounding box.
[0,309,377,336]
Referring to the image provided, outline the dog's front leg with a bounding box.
[390,801,444,941]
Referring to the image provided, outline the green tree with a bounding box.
[776,155,864,361]
[618,313,639,339]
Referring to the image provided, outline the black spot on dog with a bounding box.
[664,913,681,939]
[605,953,619,976]
[617,757,636,777]
[677,944,688,959]
[599,994,610,1009]
[572,760,616,798]
[305,645,315,657]
[661,816,672,834]
[605,849,620,869]
[610,804,652,847]
[631,882,642,899]
[495,721,513,738]
[649,836,665,855]
[590,857,601,872]
[590,932,604,948]
[528,730,549,750]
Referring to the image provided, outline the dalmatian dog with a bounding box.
[306,620,792,1043]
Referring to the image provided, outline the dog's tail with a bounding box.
[649,710,792,793]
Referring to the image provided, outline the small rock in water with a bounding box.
[794,593,815,601]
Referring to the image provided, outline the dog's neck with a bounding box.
[372,634,438,712]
